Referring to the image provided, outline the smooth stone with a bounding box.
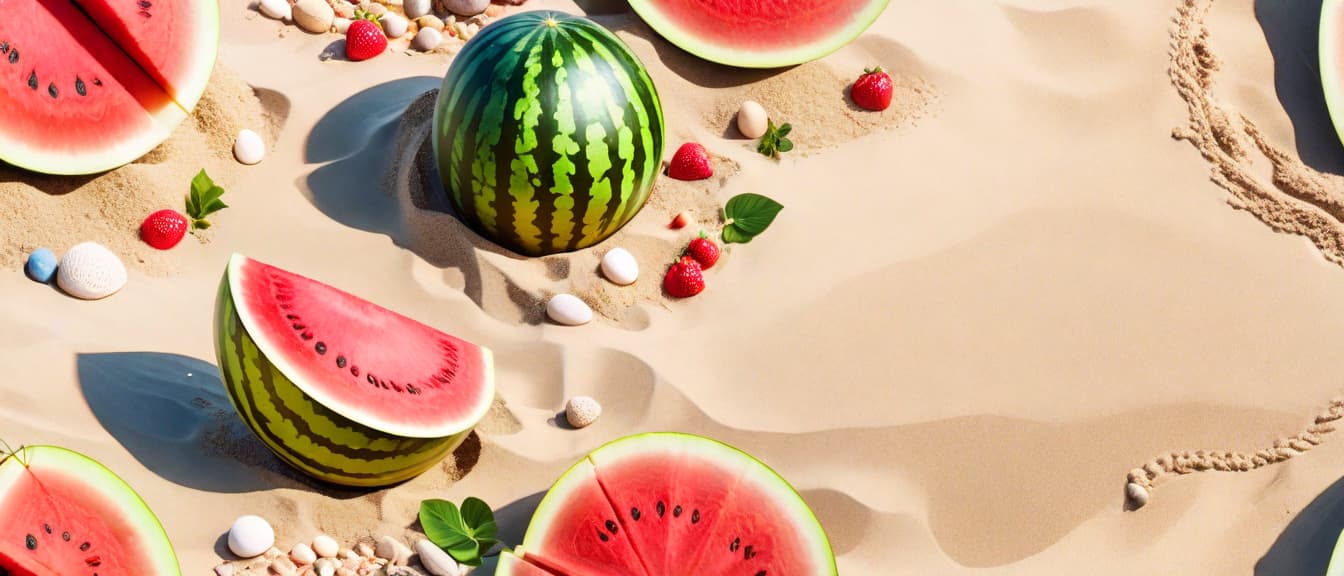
[56,242,127,300]
[293,0,335,33]
[600,247,638,286]
[1126,482,1150,509]
[374,536,412,565]
[403,0,432,18]
[441,0,487,16]
[215,563,236,576]
[546,294,592,326]
[227,515,275,559]
[314,558,339,576]
[363,2,387,15]
[737,100,769,139]
[24,248,57,283]
[333,17,353,33]
[332,0,356,18]
[313,535,339,558]
[291,543,317,565]
[564,396,601,428]
[381,13,409,38]
[356,543,375,558]
[270,557,298,576]
[411,26,442,51]
[414,540,462,576]
[416,15,444,29]
[258,0,291,20]
[234,129,265,165]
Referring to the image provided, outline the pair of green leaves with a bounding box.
[419,497,498,567]
[185,169,228,231]
[756,121,794,159]
[722,193,784,244]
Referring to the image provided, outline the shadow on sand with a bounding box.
[1256,475,1344,574]
[1255,0,1344,174]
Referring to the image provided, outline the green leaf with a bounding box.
[186,170,228,222]
[202,198,229,216]
[419,498,498,567]
[420,499,466,547]
[777,138,794,153]
[776,123,792,137]
[190,169,214,197]
[194,219,211,230]
[725,193,784,236]
[722,224,755,244]
[460,497,495,539]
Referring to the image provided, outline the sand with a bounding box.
[9,0,1344,574]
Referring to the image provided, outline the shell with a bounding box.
[234,129,266,165]
[600,248,639,286]
[737,100,769,139]
[564,396,602,428]
[227,515,275,559]
[546,294,593,326]
[56,242,126,300]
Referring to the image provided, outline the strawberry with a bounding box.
[686,233,719,269]
[345,12,387,62]
[663,256,705,298]
[140,209,189,250]
[851,66,893,112]
[668,142,712,181]
[669,211,692,230]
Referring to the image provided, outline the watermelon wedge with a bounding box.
[627,0,889,68]
[0,445,181,576]
[214,254,496,487]
[503,433,837,576]
[0,0,219,175]
[1328,526,1344,576]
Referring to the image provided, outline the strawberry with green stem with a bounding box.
[756,120,793,159]
[185,169,229,236]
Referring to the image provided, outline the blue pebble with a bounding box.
[25,248,57,283]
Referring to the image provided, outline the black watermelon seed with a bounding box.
[93,78,102,86]
[367,374,376,385]
[744,545,755,560]
[406,383,419,395]
[61,531,69,541]
[138,0,151,7]
[75,77,86,96]
[80,542,90,552]
[47,82,56,98]
[605,520,618,534]
[315,342,326,354]
[0,42,8,53]
[755,572,766,576]
[630,507,640,521]
[291,323,304,330]
[350,366,360,377]
[9,49,18,64]
[301,332,313,340]
[43,524,51,534]
[691,509,700,524]
[27,70,36,89]
[597,531,609,543]
[25,535,36,550]
[730,537,740,552]
[286,314,299,320]
[86,556,101,567]
[657,501,666,517]
[673,505,682,518]
[336,356,346,368]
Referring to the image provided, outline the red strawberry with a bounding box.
[851,66,893,112]
[140,209,188,250]
[663,256,705,298]
[345,17,388,62]
[669,211,692,230]
[686,233,719,269]
[668,142,712,181]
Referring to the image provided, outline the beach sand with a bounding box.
[7,0,1344,573]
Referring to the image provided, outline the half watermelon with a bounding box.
[214,254,496,487]
[0,0,219,175]
[502,433,837,576]
[627,0,889,68]
[0,445,181,575]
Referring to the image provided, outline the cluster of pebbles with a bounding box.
[24,242,128,300]
[255,0,515,53]
[221,515,470,576]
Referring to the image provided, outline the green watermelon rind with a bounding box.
[627,0,891,69]
[222,253,496,441]
[0,445,182,575]
[1322,0,1344,149]
[522,432,838,575]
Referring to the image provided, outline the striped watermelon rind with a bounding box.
[213,256,490,487]
[432,11,665,256]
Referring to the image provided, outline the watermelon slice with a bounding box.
[214,254,496,487]
[506,433,837,576]
[627,0,889,68]
[1323,0,1344,149]
[0,0,219,175]
[0,445,181,576]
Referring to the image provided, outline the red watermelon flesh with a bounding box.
[228,254,496,439]
[0,446,181,576]
[516,433,837,576]
[0,0,217,175]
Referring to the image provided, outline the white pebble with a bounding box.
[414,539,466,576]
[381,13,409,39]
[737,100,769,139]
[257,0,290,20]
[312,535,339,558]
[1126,483,1150,509]
[411,26,443,51]
[57,242,127,300]
[600,247,639,286]
[546,294,592,326]
[375,536,412,565]
[333,17,352,34]
[293,0,334,33]
[234,129,265,165]
[227,515,275,559]
[290,543,317,565]
[441,0,488,16]
[564,396,601,428]
[404,0,432,19]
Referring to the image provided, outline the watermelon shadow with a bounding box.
[1255,474,1344,574]
[1254,0,1344,174]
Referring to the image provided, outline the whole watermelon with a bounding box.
[432,11,665,256]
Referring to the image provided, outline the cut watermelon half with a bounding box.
[1323,0,1344,148]
[215,254,496,487]
[0,445,181,576]
[627,0,889,68]
[0,0,219,175]
[505,433,837,576]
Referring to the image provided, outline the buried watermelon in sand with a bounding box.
[0,444,182,575]
[213,254,496,487]
[432,11,665,257]
[500,433,836,576]
[0,0,219,175]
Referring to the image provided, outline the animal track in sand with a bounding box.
[1126,0,1344,508]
